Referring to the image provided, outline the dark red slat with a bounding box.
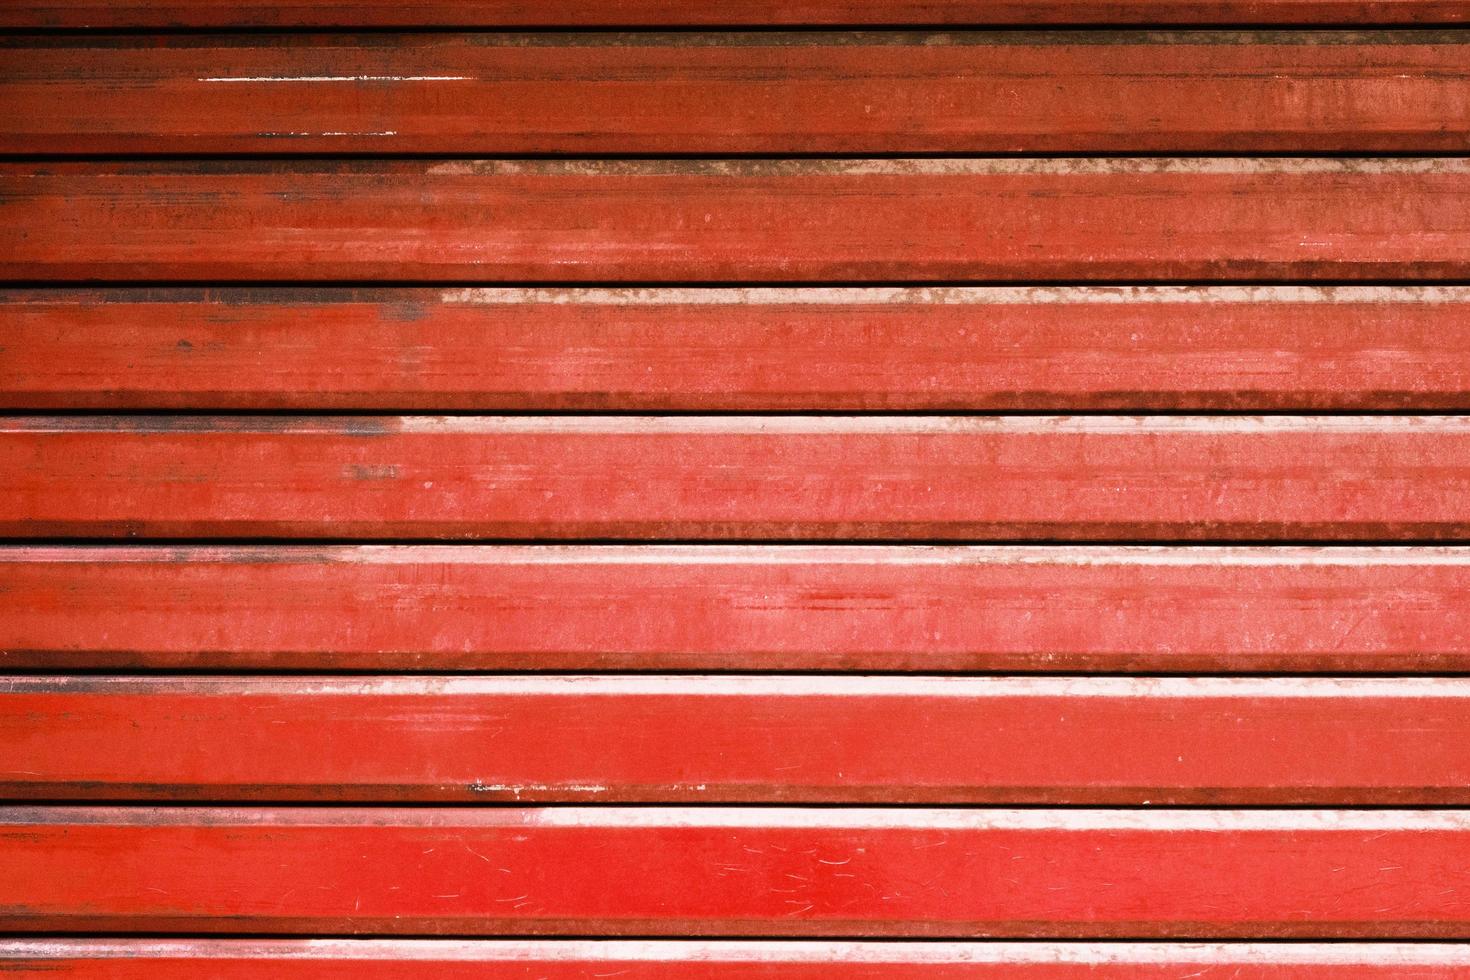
[4,160,1469,282]
[10,287,1470,411]
[6,675,1470,803]
[5,417,1470,540]
[5,940,1470,979]
[6,0,1468,27]
[5,807,1470,937]
[8,546,1469,672]
[7,32,1469,155]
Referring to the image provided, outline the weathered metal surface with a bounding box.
[5,940,1470,979]
[6,32,1469,154]
[5,416,1470,539]
[4,0,1467,957]
[11,287,1470,411]
[7,675,1470,803]
[6,545,1470,672]
[5,160,1470,282]
[5,0,1468,26]
[5,808,1470,936]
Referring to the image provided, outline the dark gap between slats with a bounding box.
[1,931,1465,942]
[9,668,1470,679]
[8,278,1470,289]
[8,536,1470,547]
[7,151,1470,162]
[8,23,1470,35]
[0,932,1456,942]
[7,409,1470,418]
[10,800,1470,810]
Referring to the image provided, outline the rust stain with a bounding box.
[344,464,401,481]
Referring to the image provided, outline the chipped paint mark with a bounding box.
[469,782,610,798]
[343,464,400,481]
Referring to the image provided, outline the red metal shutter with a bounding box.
[4,4,1470,977]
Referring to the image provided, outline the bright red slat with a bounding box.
[5,0,1467,26]
[4,417,1470,540]
[7,33,1469,154]
[5,546,1470,672]
[9,287,1470,411]
[6,675,1470,803]
[5,940,1470,979]
[4,160,1469,282]
[5,807,1470,936]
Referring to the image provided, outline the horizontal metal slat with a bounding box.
[7,545,1468,672]
[5,416,1470,540]
[5,160,1469,282]
[7,674,1470,803]
[10,286,1470,411]
[5,807,1470,936]
[6,32,1469,154]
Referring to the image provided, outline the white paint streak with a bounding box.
[9,675,1470,701]
[11,544,1470,567]
[425,158,1470,177]
[438,285,1470,306]
[201,75,471,82]
[258,131,398,137]
[381,414,1470,435]
[17,416,1470,437]
[4,939,1470,965]
[520,808,1470,832]
[11,807,1470,833]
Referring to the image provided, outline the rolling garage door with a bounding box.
[3,1,1470,976]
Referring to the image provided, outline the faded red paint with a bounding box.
[5,160,1470,282]
[4,545,1470,672]
[9,287,1470,411]
[7,32,1470,154]
[5,416,1470,539]
[2,0,1465,960]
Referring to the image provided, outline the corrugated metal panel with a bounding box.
[1,1,1467,973]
